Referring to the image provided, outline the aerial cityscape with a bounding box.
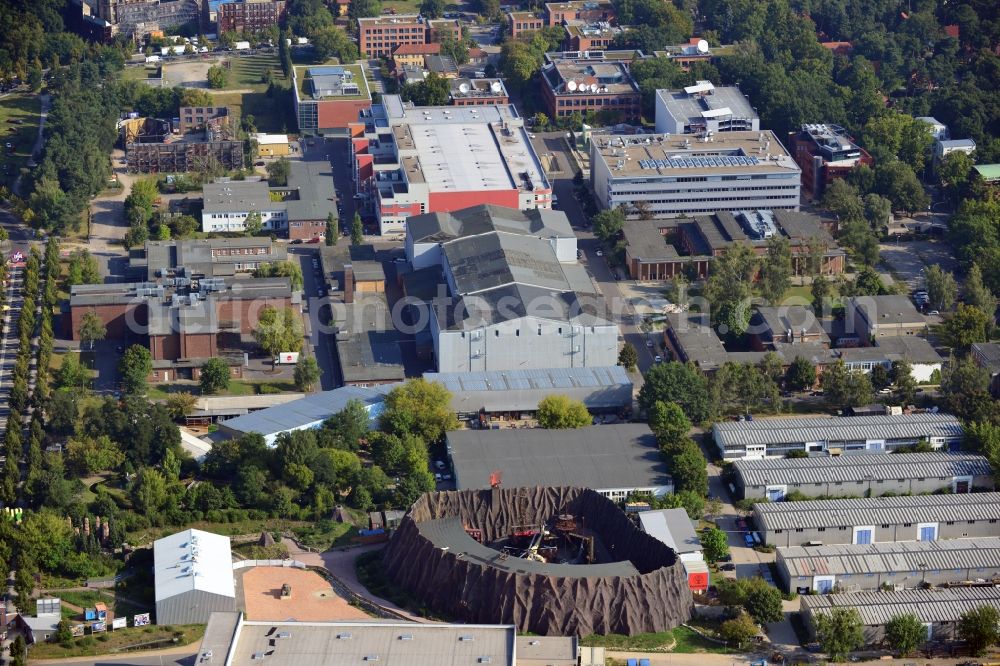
[0,0,999,665]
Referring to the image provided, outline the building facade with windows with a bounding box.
[293,65,372,134]
[713,413,962,460]
[591,130,801,217]
[754,492,1000,547]
[349,96,552,235]
[654,81,759,135]
[777,537,1000,594]
[787,123,874,200]
[217,0,286,33]
[734,452,993,501]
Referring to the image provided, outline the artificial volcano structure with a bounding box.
[382,487,695,636]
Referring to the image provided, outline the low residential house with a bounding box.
[846,295,927,342]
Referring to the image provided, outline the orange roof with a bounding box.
[944,24,959,38]
[392,43,442,56]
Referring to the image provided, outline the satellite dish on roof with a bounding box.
[697,39,709,53]
[567,80,578,91]
[459,82,470,93]
[491,80,503,93]
[579,83,589,92]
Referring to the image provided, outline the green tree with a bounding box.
[704,243,757,336]
[244,210,263,236]
[811,274,831,314]
[938,150,974,199]
[648,400,691,444]
[266,157,290,186]
[721,612,760,649]
[821,359,873,408]
[351,212,364,245]
[131,467,168,516]
[885,613,927,656]
[294,356,322,392]
[925,265,957,311]
[870,364,891,391]
[536,394,591,429]
[401,72,450,106]
[618,342,638,371]
[742,576,783,624]
[785,356,816,391]
[207,64,228,88]
[66,435,124,475]
[118,344,152,395]
[349,0,382,20]
[419,0,445,18]
[254,260,304,290]
[165,392,197,420]
[591,208,625,241]
[55,351,90,389]
[701,527,730,562]
[200,358,231,394]
[325,212,338,246]
[254,306,305,362]
[639,362,711,423]
[891,359,917,404]
[380,378,458,442]
[77,310,106,350]
[54,619,73,645]
[662,439,708,496]
[814,608,864,661]
[863,194,893,235]
[759,235,792,304]
[957,605,1000,656]
[963,264,997,314]
[943,304,990,350]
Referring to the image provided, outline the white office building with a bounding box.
[654,81,759,135]
[590,130,801,217]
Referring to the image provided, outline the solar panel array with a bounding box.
[639,155,761,169]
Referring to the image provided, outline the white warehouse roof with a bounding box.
[638,508,701,555]
[153,529,235,603]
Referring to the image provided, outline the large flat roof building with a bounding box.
[846,295,928,340]
[351,96,552,235]
[425,366,632,418]
[198,612,521,666]
[777,537,1000,593]
[128,237,286,281]
[591,130,801,217]
[448,424,673,500]
[154,529,235,625]
[801,587,1000,645]
[754,492,1000,547]
[713,412,963,460]
[734,452,993,501]
[654,81,759,135]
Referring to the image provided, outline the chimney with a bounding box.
[344,263,354,304]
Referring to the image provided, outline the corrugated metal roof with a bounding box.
[735,453,991,487]
[779,537,1000,576]
[153,529,235,603]
[802,586,1000,625]
[714,413,962,449]
[218,384,397,443]
[755,492,1000,531]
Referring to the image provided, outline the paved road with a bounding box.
[30,643,197,665]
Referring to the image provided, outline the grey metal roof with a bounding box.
[714,413,963,450]
[444,283,609,330]
[426,366,632,413]
[755,492,1000,531]
[407,204,574,244]
[801,586,1000,626]
[448,424,671,493]
[638,508,701,554]
[656,85,757,126]
[735,453,992,487]
[848,295,926,326]
[839,336,943,365]
[285,160,337,222]
[218,384,397,441]
[623,220,680,262]
[443,231,571,295]
[203,180,274,214]
[972,342,1000,373]
[779,537,1000,577]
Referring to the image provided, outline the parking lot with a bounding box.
[879,238,959,290]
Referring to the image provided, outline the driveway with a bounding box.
[81,148,139,280]
[879,238,959,290]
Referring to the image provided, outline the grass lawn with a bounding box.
[50,591,146,620]
[126,518,312,545]
[228,52,287,92]
[293,519,360,550]
[383,0,422,12]
[28,625,204,660]
[121,65,162,82]
[146,378,297,401]
[208,90,291,133]
[0,92,41,191]
[580,626,736,653]
[780,282,843,308]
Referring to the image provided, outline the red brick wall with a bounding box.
[289,219,327,241]
[180,332,217,359]
[150,334,180,361]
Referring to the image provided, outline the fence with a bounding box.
[232,559,307,570]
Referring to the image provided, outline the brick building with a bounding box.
[357,14,458,59]
[217,0,286,34]
[787,123,874,200]
[545,0,615,26]
[540,51,641,123]
[177,106,230,133]
[564,22,625,51]
[507,11,545,38]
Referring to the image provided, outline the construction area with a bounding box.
[123,107,242,174]
[382,487,694,636]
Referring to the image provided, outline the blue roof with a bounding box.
[308,66,348,76]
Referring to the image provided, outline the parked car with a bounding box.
[654,355,662,363]
[744,533,755,547]
[721,562,735,571]
[595,249,603,257]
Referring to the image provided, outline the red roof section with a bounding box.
[392,43,442,56]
